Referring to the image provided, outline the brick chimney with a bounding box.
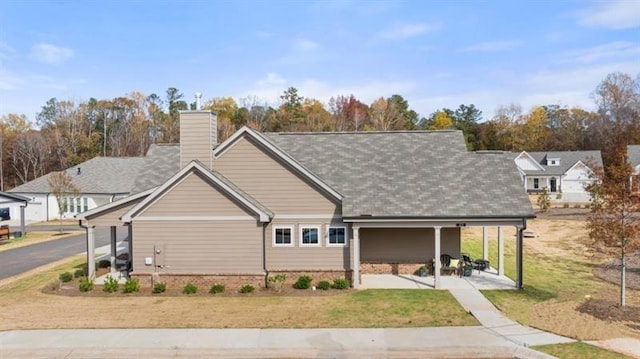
[179,93,217,169]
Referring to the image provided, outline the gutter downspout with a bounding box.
[516,218,526,290]
[262,222,268,288]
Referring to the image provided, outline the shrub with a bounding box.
[152,282,166,294]
[536,187,551,212]
[332,277,350,290]
[103,275,119,293]
[183,283,198,295]
[209,283,225,294]
[123,278,140,293]
[74,268,85,278]
[267,273,286,292]
[317,280,331,290]
[293,275,312,289]
[239,284,255,293]
[45,280,61,292]
[97,259,111,269]
[79,277,93,292]
[59,272,73,283]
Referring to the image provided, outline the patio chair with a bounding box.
[440,254,458,275]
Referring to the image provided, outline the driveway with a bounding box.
[0,226,128,280]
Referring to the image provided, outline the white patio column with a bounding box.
[497,226,504,277]
[19,204,26,237]
[110,226,117,275]
[482,226,489,260]
[87,226,96,280]
[352,226,360,288]
[434,226,441,289]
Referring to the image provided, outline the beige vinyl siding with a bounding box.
[180,112,216,169]
[139,172,254,218]
[214,136,341,215]
[360,228,460,262]
[265,218,351,271]
[85,197,146,227]
[132,220,263,274]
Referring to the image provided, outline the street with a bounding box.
[0,226,128,280]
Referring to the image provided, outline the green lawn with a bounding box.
[534,342,631,359]
[461,231,606,322]
[0,258,479,329]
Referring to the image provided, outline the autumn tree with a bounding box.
[425,110,454,130]
[328,95,368,131]
[203,96,239,142]
[368,97,404,131]
[586,152,640,307]
[48,171,80,232]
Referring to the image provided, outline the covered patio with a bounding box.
[360,267,516,290]
[348,218,529,290]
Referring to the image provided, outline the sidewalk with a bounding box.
[0,328,555,359]
[449,287,575,347]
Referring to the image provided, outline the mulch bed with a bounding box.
[576,298,640,324]
[43,280,349,298]
[593,252,640,290]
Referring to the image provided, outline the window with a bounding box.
[548,158,560,166]
[75,198,81,213]
[327,226,347,246]
[533,178,539,189]
[300,225,320,246]
[273,226,294,246]
[82,197,89,212]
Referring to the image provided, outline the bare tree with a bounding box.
[47,171,80,232]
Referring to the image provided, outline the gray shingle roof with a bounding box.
[628,145,640,167]
[9,157,144,194]
[264,131,533,219]
[131,144,180,194]
[517,151,603,176]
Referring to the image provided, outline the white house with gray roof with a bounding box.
[8,157,144,222]
[78,109,535,290]
[513,150,602,202]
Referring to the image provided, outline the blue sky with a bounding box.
[1,0,639,121]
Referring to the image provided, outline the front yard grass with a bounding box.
[0,257,478,330]
[461,219,640,340]
[533,342,629,359]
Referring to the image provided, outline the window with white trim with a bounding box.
[327,226,347,246]
[533,178,539,189]
[273,226,294,246]
[300,225,321,246]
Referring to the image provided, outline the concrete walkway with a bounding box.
[0,328,555,358]
[449,287,575,347]
[586,338,640,358]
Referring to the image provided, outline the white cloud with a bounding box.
[378,22,439,40]
[462,40,521,52]
[294,38,320,50]
[561,41,640,63]
[575,0,640,29]
[29,43,74,65]
[242,72,416,107]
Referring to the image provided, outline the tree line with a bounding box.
[1,72,638,190]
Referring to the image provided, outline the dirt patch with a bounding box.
[593,252,640,290]
[577,298,640,323]
[535,208,590,221]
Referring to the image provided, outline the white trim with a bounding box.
[326,225,348,247]
[275,214,342,220]
[134,215,258,221]
[213,126,343,201]
[565,160,594,176]
[273,225,294,247]
[514,151,545,171]
[76,187,156,220]
[299,224,321,247]
[344,218,528,227]
[122,161,272,222]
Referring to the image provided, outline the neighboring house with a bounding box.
[8,157,144,222]
[513,151,603,202]
[0,191,30,235]
[79,110,535,289]
[628,145,640,193]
